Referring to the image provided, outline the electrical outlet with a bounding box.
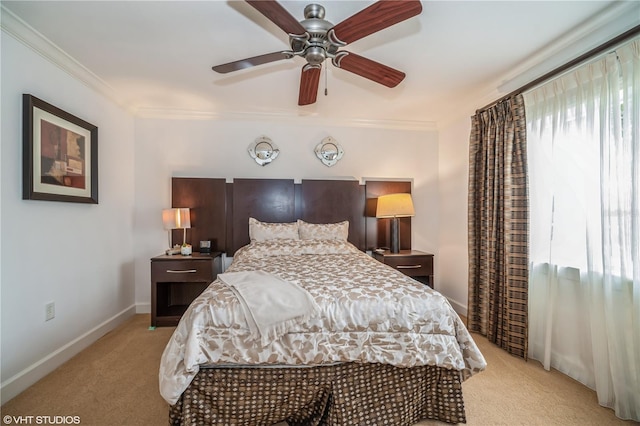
[45,302,55,321]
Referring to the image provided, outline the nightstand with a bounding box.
[372,249,434,289]
[151,252,222,327]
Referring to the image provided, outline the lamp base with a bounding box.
[390,217,400,254]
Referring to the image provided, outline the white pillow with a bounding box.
[248,217,299,242]
[297,219,349,241]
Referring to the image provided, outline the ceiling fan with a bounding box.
[212,0,422,106]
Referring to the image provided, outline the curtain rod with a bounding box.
[476,24,640,113]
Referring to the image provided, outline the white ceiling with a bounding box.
[2,0,638,127]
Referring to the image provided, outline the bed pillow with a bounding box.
[237,239,360,258]
[297,219,349,241]
[248,217,299,242]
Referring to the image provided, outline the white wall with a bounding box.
[0,33,136,402]
[133,118,439,310]
[437,116,472,315]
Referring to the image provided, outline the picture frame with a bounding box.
[22,94,98,204]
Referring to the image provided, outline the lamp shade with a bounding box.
[162,208,191,230]
[376,193,415,218]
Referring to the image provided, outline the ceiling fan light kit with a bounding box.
[212,0,422,106]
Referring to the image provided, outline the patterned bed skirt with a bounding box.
[169,363,466,425]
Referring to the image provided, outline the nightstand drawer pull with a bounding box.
[397,265,422,269]
[166,269,198,274]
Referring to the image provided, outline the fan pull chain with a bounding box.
[324,64,328,96]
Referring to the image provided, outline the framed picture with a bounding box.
[22,94,98,203]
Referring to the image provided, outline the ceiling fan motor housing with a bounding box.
[290,4,340,67]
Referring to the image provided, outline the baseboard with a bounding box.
[446,297,468,317]
[136,302,151,314]
[0,305,136,405]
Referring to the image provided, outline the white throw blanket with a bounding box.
[217,270,320,346]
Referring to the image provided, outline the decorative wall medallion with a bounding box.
[248,136,279,166]
[315,137,344,167]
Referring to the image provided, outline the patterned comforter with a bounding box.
[159,239,486,405]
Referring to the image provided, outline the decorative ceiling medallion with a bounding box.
[248,136,279,166]
[315,136,344,167]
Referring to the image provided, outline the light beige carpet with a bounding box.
[1,314,633,425]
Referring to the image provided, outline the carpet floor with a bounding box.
[1,314,633,425]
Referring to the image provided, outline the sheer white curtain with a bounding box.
[524,38,639,421]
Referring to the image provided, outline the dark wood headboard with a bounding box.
[172,178,411,255]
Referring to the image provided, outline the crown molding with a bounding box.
[8,0,629,132]
[135,107,438,131]
[2,4,435,131]
[495,1,640,94]
[1,5,135,113]
[439,0,639,129]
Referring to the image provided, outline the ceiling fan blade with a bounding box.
[246,0,306,35]
[330,0,422,45]
[298,65,321,106]
[212,51,291,74]
[334,52,405,88]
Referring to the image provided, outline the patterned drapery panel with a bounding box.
[468,94,529,359]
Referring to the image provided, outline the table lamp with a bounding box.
[162,208,191,254]
[376,193,415,253]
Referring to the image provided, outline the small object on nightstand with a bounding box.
[180,244,192,256]
[373,249,434,289]
[166,245,181,255]
[199,240,211,254]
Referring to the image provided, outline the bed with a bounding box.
[159,216,486,425]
